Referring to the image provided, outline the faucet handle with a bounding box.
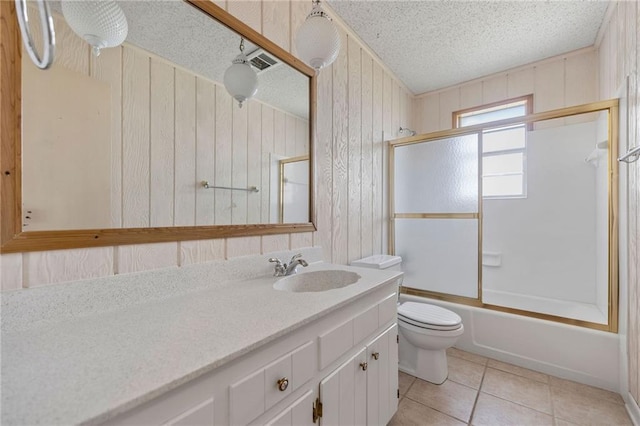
[269,257,283,265]
[289,253,302,263]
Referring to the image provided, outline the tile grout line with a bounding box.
[467,363,488,425]
[549,381,557,424]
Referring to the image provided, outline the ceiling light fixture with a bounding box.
[295,0,341,71]
[61,0,128,57]
[224,37,258,108]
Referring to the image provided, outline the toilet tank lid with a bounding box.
[351,255,402,269]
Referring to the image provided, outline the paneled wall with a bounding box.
[412,48,598,133]
[598,1,640,412]
[0,0,412,289]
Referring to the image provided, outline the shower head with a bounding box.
[399,127,416,136]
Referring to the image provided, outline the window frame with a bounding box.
[453,95,533,199]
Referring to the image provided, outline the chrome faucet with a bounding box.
[269,253,309,276]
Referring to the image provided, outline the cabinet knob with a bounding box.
[277,377,289,391]
[372,352,380,360]
[359,362,368,371]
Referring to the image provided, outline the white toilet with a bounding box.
[351,255,464,385]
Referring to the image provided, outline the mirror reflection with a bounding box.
[278,156,310,223]
[21,1,310,231]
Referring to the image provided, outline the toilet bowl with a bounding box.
[351,255,464,385]
[397,301,463,384]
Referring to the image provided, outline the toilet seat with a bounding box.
[398,302,462,331]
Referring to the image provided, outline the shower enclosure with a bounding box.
[390,100,619,331]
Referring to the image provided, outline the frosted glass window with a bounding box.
[483,126,526,153]
[395,218,478,298]
[483,175,524,197]
[483,153,524,175]
[454,99,529,199]
[394,134,479,213]
[459,104,526,127]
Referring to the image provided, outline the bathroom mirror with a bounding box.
[0,0,316,253]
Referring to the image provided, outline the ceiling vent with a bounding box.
[247,49,281,74]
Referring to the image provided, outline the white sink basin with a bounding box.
[273,270,361,293]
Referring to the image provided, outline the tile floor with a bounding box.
[390,347,633,426]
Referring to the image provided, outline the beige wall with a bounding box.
[0,0,412,289]
[598,1,639,410]
[412,47,598,133]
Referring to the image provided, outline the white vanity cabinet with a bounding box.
[318,324,398,426]
[104,280,399,426]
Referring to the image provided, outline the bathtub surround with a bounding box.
[483,120,605,323]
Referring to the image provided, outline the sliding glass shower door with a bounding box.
[391,133,481,300]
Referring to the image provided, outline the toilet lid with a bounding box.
[398,302,462,331]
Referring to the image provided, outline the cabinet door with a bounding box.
[367,324,398,426]
[319,348,367,426]
[263,389,315,426]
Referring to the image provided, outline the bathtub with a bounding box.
[400,293,621,392]
[482,288,608,325]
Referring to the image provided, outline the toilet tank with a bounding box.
[351,255,402,271]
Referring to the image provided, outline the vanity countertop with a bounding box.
[0,251,401,425]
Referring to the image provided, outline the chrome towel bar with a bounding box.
[201,181,259,192]
[618,145,640,164]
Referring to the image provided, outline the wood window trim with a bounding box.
[452,94,534,129]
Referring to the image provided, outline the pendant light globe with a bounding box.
[295,1,340,70]
[61,1,128,57]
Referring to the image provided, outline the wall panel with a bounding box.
[413,48,599,133]
[195,79,217,226]
[90,47,122,228]
[150,59,175,227]
[174,69,197,226]
[122,47,150,228]
[482,75,508,104]
[347,37,362,263]
[331,29,350,265]
[361,52,373,259]
[597,0,639,410]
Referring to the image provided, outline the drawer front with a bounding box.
[264,354,292,408]
[230,369,265,426]
[353,303,379,344]
[378,293,397,326]
[291,340,315,389]
[319,319,354,369]
[230,340,315,425]
[164,398,214,426]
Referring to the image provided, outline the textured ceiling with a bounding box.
[327,0,609,95]
[51,1,309,119]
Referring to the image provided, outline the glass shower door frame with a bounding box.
[389,98,619,333]
[389,130,484,305]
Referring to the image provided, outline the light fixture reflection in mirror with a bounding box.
[16,0,312,237]
[224,37,258,108]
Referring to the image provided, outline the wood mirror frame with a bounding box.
[0,0,317,254]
